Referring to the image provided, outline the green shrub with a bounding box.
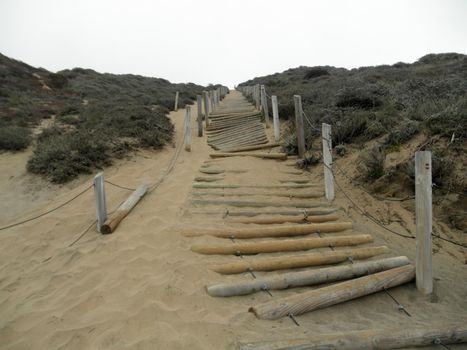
[0,126,32,150]
[384,119,420,147]
[27,129,111,183]
[335,144,348,156]
[360,145,386,180]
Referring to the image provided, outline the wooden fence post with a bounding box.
[260,85,270,128]
[415,151,433,294]
[322,123,335,200]
[255,84,260,110]
[271,95,280,142]
[174,91,179,111]
[293,95,306,158]
[184,106,191,151]
[93,172,107,232]
[197,95,203,137]
[203,91,210,128]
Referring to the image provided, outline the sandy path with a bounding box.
[0,91,466,350]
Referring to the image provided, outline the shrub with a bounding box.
[333,113,368,144]
[384,119,420,147]
[0,126,32,150]
[360,145,385,180]
[335,144,348,156]
[336,88,382,109]
[27,129,111,183]
[304,68,330,80]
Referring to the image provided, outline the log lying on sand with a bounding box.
[191,199,329,209]
[192,233,373,255]
[222,143,281,153]
[190,208,339,217]
[193,183,317,189]
[101,184,148,234]
[207,256,409,297]
[279,179,310,184]
[193,176,224,182]
[249,264,414,319]
[210,152,287,160]
[226,213,338,224]
[191,192,324,200]
[199,169,225,174]
[182,221,352,238]
[239,325,467,350]
[211,246,389,274]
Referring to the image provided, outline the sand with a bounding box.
[0,91,466,350]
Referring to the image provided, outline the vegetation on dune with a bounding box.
[0,53,218,182]
[239,53,467,231]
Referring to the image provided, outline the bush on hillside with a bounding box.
[0,126,32,150]
[360,145,386,181]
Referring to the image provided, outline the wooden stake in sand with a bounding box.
[196,95,203,137]
[184,106,191,151]
[271,95,280,142]
[100,184,148,234]
[192,233,373,255]
[182,221,352,238]
[203,91,210,127]
[249,264,414,319]
[322,123,334,200]
[93,172,107,232]
[174,91,179,111]
[207,256,409,297]
[239,325,467,350]
[260,85,270,128]
[211,246,389,274]
[294,95,305,158]
[415,151,433,294]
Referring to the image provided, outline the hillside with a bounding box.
[0,53,219,182]
[239,53,467,233]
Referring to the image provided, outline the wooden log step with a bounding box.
[101,184,148,234]
[199,169,225,174]
[207,256,409,297]
[189,208,339,216]
[221,143,280,153]
[281,171,303,175]
[279,179,310,184]
[239,324,467,350]
[210,246,389,274]
[226,213,337,224]
[213,139,269,151]
[191,191,324,199]
[210,152,287,160]
[249,264,413,319]
[191,199,329,209]
[192,233,373,255]
[192,184,318,189]
[193,176,224,182]
[182,221,352,238]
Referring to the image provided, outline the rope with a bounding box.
[104,180,136,191]
[0,184,93,232]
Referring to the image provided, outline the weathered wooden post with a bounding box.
[271,95,280,141]
[203,91,210,128]
[255,84,260,110]
[322,123,335,200]
[293,95,306,158]
[196,95,203,137]
[174,91,179,111]
[93,172,107,232]
[184,106,191,151]
[260,85,270,128]
[209,90,214,111]
[415,151,433,294]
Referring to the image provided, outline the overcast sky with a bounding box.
[1,0,466,88]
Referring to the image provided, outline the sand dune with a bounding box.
[0,91,466,350]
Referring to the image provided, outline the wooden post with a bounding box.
[294,95,306,158]
[260,85,270,128]
[322,123,334,200]
[196,95,203,137]
[271,95,280,142]
[415,151,433,294]
[93,172,107,232]
[255,84,260,110]
[174,91,179,111]
[203,91,210,127]
[100,184,148,234]
[184,106,191,151]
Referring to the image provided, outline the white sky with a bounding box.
[0,0,466,88]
